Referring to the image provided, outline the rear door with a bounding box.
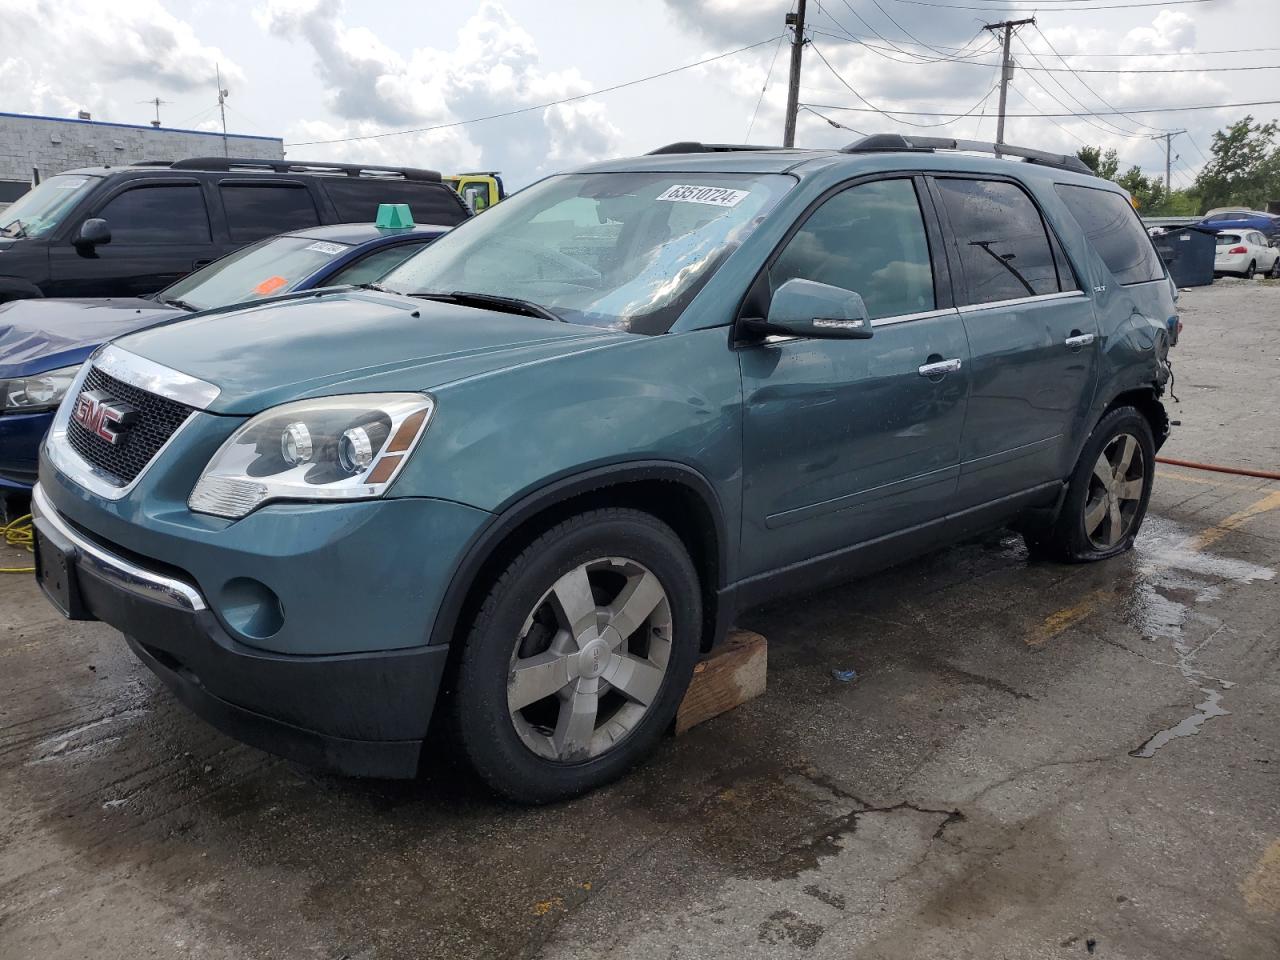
[46,179,218,297]
[930,175,1098,506]
[738,175,969,577]
[216,180,322,246]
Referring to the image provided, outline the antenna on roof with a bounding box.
[137,96,170,128]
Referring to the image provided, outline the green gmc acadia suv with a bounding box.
[32,135,1176,803]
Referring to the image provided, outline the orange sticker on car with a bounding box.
[254,275,288,295]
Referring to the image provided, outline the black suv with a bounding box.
[0,157,471,302]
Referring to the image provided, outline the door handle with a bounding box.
[917,358,962,377]
[1065,333,1096,349]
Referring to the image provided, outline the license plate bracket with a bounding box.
[33,520,90,620]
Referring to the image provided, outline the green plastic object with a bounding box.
[375,203,414,228]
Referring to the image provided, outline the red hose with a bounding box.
[1156,456,1280,481]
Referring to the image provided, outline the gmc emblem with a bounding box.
[72,390,137,445]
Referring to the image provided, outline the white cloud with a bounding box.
[0,0,244,119]
[257,0,620,184]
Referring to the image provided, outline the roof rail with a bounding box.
[161,157,443,181]
[841,134,1092,175]
[647,141,785,155]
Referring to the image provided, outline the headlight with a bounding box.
[0,365,80,414]
[188,393,434,519]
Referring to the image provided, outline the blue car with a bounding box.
[1197,207,1280,241]
[0,219,449,496]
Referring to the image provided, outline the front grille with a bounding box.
[66,366,194,487]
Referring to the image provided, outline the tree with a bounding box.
[1077,146,1121,181]
[1194,116,1280,212]
[1116,165,1165,211]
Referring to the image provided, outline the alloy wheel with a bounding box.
[1084,433,1146,549]
[507,557,673,763]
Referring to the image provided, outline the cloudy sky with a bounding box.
[1,0,1277,189]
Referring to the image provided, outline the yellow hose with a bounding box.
[2,514,35,574]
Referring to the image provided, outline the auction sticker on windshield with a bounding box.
[656,185,749,207]
[305,241,347,256]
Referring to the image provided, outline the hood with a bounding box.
[117,289,632,414]
[0,297,180,377]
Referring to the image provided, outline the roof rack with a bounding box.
[154,157,443,181]
[647,141,785,155]
[841,134,1091,175]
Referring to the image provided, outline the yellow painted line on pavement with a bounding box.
[1190,489,1280,551]
[1029,488,1280,647]
[1242,839,1280,914]
[1027,587,1114,646]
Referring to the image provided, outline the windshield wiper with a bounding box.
[159,297,198,312]
[355,282,389,292]
[413,290,564,323]
[0,220,27,239]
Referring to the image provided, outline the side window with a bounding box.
[95,184,210,243]
[327,242,429,286]
[935,178,1061,304]
[768,178,935,320]
[322,180,470,226]
[220,183,320,242]
[1054,184,1164,285]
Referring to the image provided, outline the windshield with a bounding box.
[159,235,353,310]
[0,175,100,239]
[382,172,792,335]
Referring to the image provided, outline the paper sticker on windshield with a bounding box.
[305,241,346,256]
[655,185,749,208]
[55,177,88,189]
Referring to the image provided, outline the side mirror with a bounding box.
[745,278,873,340]
[74,218,111,248]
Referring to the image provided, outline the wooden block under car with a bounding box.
[675,629,767,735]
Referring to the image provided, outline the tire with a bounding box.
[1244,260,1256,279]
[1269,258,1280,279]
[1023,406,1156,563]
[451,507,701,804]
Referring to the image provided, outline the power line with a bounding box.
[746,29,789,140]
[285,36,781,146]
[824,0,995,64]
[1013,32,1151,140]
[809,38,1000,129]
[800,104,871,135]
[893,0,1215,9]
[800,97,1280,116]
[1031,24,1171,134]
[797,29,1280,58]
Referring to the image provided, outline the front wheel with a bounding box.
[1024,406,1155,563]
[451,508,701,803]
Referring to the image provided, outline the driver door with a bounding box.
[738,177,969,578]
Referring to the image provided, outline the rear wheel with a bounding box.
[451,508,701,803]
[1269,257,1280,279]
[1244,260,1257,279]
[1024,406,1155,563]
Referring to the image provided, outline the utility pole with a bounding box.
[983,17,1034,155]
[782,0,808,149]
[216,64,230,157]
[1155,130,1186,194]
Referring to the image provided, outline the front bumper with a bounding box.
[30,482,474,777]
[0,410,52,492]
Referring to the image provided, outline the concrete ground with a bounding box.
[1,281,1278,960]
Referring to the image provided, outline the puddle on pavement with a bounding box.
[1123,514,1274,757]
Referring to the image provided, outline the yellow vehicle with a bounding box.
[445,172,506,212]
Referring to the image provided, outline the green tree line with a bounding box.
[1075,116,1280,217]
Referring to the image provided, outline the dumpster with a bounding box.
[1152,225,1217,287]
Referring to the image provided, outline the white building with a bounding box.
[0,110,283,211]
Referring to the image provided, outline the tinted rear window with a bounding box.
[1216,234,1241,244]
[220,183,320,242]
[935,178,1067,305]
[1055,184,1164,285]
[322,179,469,226]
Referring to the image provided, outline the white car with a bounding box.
[1214,229,1280,279]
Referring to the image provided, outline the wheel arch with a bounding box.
[427,461,731,655]
[1101,386,1169,452]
